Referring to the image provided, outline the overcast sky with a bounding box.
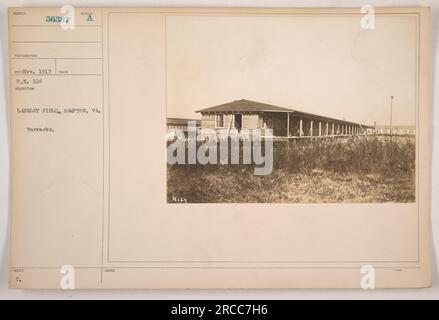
[166,14,417,126]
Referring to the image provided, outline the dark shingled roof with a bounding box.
[196,99,293,113]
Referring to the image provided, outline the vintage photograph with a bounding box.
[6,6,432,291]
[166,14,417,203]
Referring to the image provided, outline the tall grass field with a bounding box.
[167,136,415,203]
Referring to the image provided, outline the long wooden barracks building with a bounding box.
[196,99,374,137]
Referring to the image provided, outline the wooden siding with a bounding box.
[243,114,260,129]
[202,114,233,129]
[201,114,215,128]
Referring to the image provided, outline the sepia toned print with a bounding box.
[8,7,430,289]
[166,15,417,204]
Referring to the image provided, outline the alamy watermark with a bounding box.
[60,265,75,289]
[360,265,376,290]
[60,5,75,30]
[167,121,273,175]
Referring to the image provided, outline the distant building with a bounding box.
[196,99,374,137]
[167,117,201,131]
[375,125,416,135]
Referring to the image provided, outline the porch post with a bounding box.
[299,119,303,137]
[287,112,290,137]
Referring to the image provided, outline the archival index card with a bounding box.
[8,7,432,289]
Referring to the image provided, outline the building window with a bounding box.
[216,114,224,128]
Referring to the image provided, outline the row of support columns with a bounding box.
[286,113,364,137]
